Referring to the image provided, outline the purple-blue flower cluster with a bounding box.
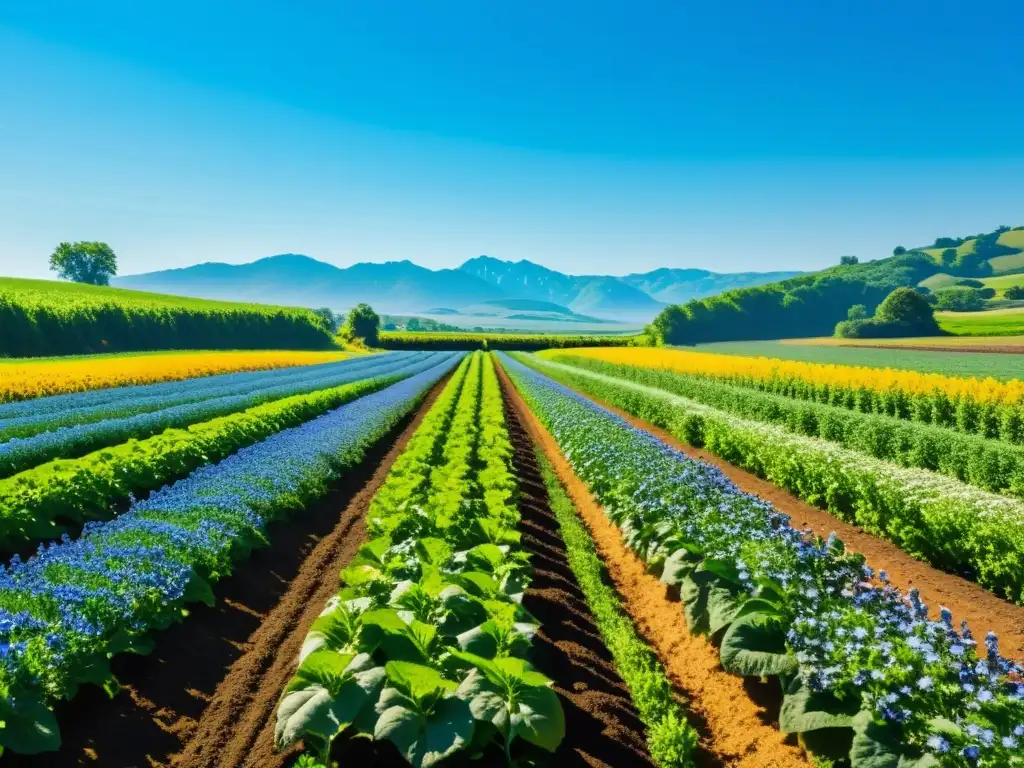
[0,353,460,707]
[0,353,434,476]
[500,353,1024,767]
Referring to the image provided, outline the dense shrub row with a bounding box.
[378,331,643,351]
[0,289,332,357]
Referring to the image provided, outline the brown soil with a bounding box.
[499,364,809,768]
[502,382,656,768]
[563,385,1024,663]
[6,380,448,768]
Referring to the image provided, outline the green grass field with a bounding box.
[989,251,1024,275]
[0,277,308,314]
[920,239,977,261]
[691,340,1024,380]
[935,306,1024,336]
[998,229,1024,250]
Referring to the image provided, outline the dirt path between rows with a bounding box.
[173,377,452,768]
[8,377,448,768]
[501,384,656,768]
[553,379,1024,662]
[498,364,809,768]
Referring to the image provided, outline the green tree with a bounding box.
[940,248,957,268]
[406,317,421,331]
[892,246,907,256]
[956,279,984,288]
[1004,285,1024,300]
[875,286,938,330]
[847,304,868,320]
[311,307,338,333]
[341,303,381,346]
[840,255,859,266]
[48,241,118,285]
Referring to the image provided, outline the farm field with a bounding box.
[692,339,1024,378]
[1,344,1023,768]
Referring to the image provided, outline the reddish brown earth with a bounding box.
[501,384,656,768]
[6,379,448,768]
[565,383,1024,662]
[499,364,809,768]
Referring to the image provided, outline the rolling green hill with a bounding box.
[650,225,1024,345]
[0,277,332,357]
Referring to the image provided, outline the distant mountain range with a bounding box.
[114,254,802,322]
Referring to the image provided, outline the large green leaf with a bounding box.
[719,614,797,677]
[374,689,474,768]
[0,693,61,755]
[705,584,741,637]
[780,681,859,734]
[850,710,900,768]
[660,547,696,589]
[362,609,439,664]
[275,652,385,749]
[455,658,564,753]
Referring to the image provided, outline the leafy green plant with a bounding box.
[276,353,565,766]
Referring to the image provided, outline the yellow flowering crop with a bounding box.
[0,350,350,403]
[540,347,1024,406]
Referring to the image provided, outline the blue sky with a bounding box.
[1,1,1022,279]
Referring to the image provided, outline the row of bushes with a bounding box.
[377,330,645,351]
[0,297,333,357]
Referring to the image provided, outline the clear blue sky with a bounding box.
[1,1,1021,279]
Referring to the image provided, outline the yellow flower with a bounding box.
[0,350,350,403]
[541,348,1024,406]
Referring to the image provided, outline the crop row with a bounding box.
[0,353,431,477]
[518,354,1024,604]
[0,348,350,404]
[532,449,697,766]
[378,330,641,351]
[0,354,460,757]
[0,354,450,553]
[276,352,565,767]
[0,353,420,439]
[545,348,1024,443]
[500,352,1024,768]
[543,353,1024,497]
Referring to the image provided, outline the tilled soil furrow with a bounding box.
[501,381,657,768]
[177,376,452,768]
[499,363,809,768]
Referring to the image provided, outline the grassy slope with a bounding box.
[691,340,1024,379]
[0,277,311,314]
[935,306,1024,336]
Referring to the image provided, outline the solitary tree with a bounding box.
[847,304,868,320]
[940,248,957,268]
[49,241,118,285]
[341,303,381,346]
[892,246,907,256]
[840,255,859,266]
[875,287,939,333]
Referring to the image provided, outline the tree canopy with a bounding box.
[48,242,118,285]
[341,303,381,346]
